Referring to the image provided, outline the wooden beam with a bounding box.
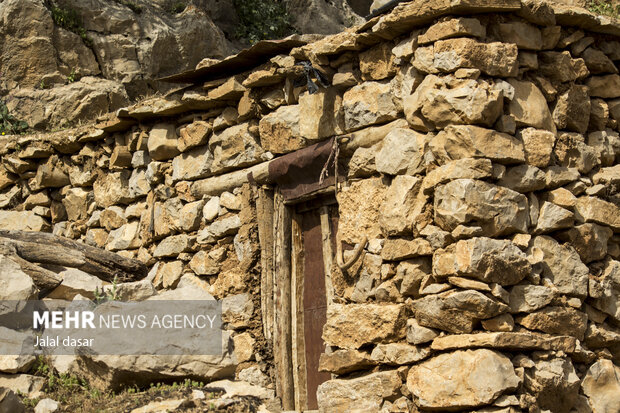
[256,188,275,341]
[272,190,294,410]
[191,161,272,197]
[0,230,148,282]
[291,213,308,411]
[319,206,335,307]
[0,240,62,290]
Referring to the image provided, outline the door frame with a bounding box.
[257,186,336,411]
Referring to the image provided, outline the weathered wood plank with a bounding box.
[272,190,294,410]
[0,230,148,282]
[256,188,275,341]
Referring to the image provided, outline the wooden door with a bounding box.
[292,200,338,411]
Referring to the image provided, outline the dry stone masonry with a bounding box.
[1,0,620,412]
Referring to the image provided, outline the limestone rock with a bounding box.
[433,237,531,286]
[318,349,374,374]
[370,343,430,365]
[508,285,555,313]
[322,304,407,349]
[418,17,486,44]
[171,146,213,181]
[507,79,555,132]
[0,210,50,231]
[152,261,184,289]
[429,125,525,165]
[422,158,493,194]
[0,388,24,413]
[100,206,126,231]
[517,306,587,340]
[106,221,140,251]
[47,268,103,300]
[523,358,580,412]
[359,42,396,80]
[0,255,38,301]
[589,259,620,322]
[534,201,574,234]
[0,328,35,373]
[575,196,620,230]
[197,215,241,244]
[178,200,203,232]
[128,169,150,198]
[379,175,422,236]
[299,88,344,141]
[406,318,438,345]
[209,123,265,174]
[381,238,432,261]
[430,331,577,353]
[147,124,179,161]
[317,370,401,413]
[258,104,304,154]
[519,128,556,168]
[34,162,69,189]
[222,293,253,329]
[411,289,508,333]
[405,75,503,130]
[0,374,45,399]
[586,75,620,98]
[375,128,425,175]
[539,51,589,83]
[558,223,612,264]
[178,121,211,153]
[530,235,589,298]
[93,171,132,207]
[581,359,620,413]
[552,85,591,134]
[498,21,542,50]
[343,81,399,131]
[407,349,519,410]
[337,177,387,244]
[498,165,546,193]
[414,38,518,77]
[153,234,191,258]
[62,187,93,222]
[583,47,618,74]
[434,179,529,237]
[189,251,220,276]
[593,165,620,186]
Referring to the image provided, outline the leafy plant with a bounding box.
[0,101,28,135]
[94,275,120,304]
[67,69,79,83]
[587,0,620,18]
[166,1,186,14]
[233,0,295,44]
[114,0,143,13]
[47,1,92,47]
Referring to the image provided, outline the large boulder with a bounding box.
[434,179,529,237]
[317,370,401,413]
[581,359,620,413]
[407,349,520,410]
[433,237,531,286]
[405,75,503,131]
[411,289,508,333]
[322,304,407,349]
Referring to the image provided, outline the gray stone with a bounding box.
[153,234,191,258]
[0,210,50,232]
[589,259,620,323]
[412,289,508,333]
[498,165,546,193]
[508,285,555,313]
[581,359,620,413]
[406,318,438,345]
[317,370,401,413]
[148,123,180,161]
[172,146,213,182]
[529,235,588,298]
[375,128,425,175]
[433,237,531,286]
[209,123,265,174]
[523,358,580,413]
[434,179,529,237]
[429,125,525,165]
[379,175,422,236]
[407,349,519,410]
[534,201,574,234]
[517,306,588,340]
[343,81,399,131]
[507,79,555,132]
[370,343,430,365]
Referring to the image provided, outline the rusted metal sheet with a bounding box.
[301,209,331,410]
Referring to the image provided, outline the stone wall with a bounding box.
[1,0,620,411]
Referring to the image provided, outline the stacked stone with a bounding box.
[0,0,619,411]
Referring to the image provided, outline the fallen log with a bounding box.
[0,230,148,282]
[0,240,62,290]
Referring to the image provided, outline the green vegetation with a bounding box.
[233,0,295,44]
[0,101,28,135]
[47,1,92,47]
[94,275,120,303]
[166,1,187,14]
[587,0,620,19]
[67,68,79,83]
[114,0,143,14]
